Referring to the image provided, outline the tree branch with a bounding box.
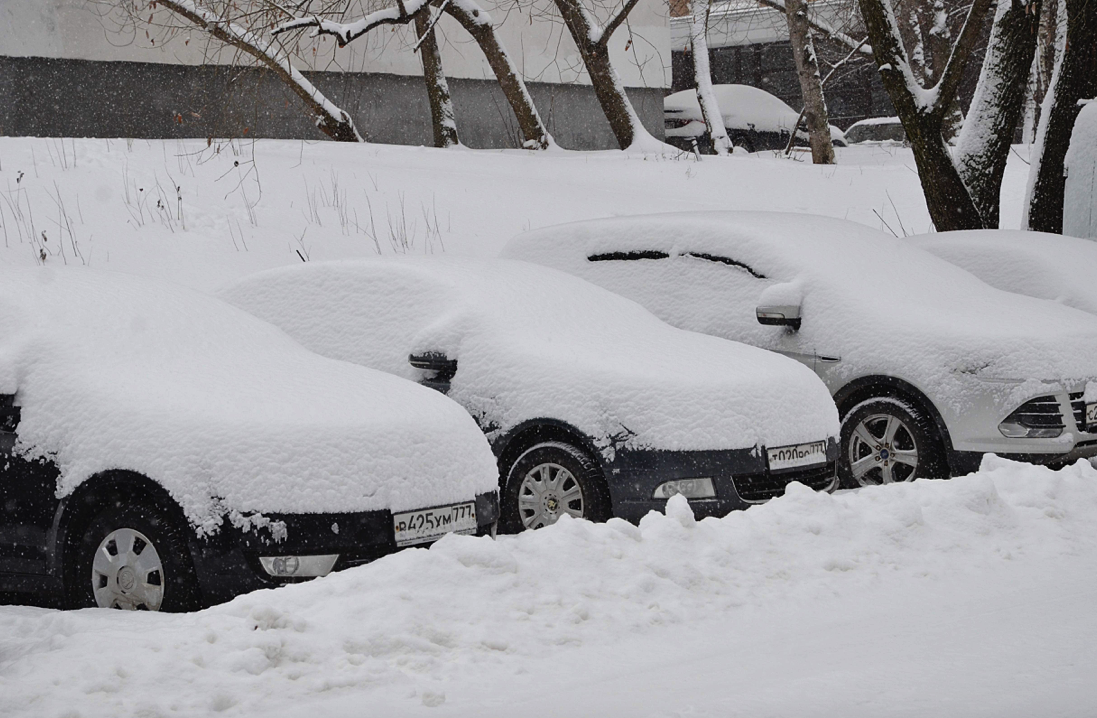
[931,0,996,119]
[272,0,430,46]
[755,0,873,56]
[597,0,642,48]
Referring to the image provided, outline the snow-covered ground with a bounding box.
[2,456,1096,716]
[0,137,1034,294]
[0,138,1087,716]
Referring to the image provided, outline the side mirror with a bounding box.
[408,352,458,394]
[756,305,801,331]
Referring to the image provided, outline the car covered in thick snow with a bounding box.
[910,230,1097,316]
[843,117,907,145]
[664,84,848,154]
[0,266,499,611]
[502,212,1097,487]
[222,257,841,532]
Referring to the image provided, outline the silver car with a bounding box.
[502,211,1097,486]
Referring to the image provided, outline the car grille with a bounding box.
[732,462,836,503]
[1070,392,1087,430]
[1010,395,1065,430]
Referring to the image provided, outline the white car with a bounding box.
[0,266,499,611]
[223,257,841,532]
[664,84,848,154]
[502,212,1097,486]
[910,229,1097,315]
[843,117,907,145]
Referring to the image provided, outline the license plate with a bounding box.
[767,441,828,471]
[1087,403,1097,431]
[393,502,478,547]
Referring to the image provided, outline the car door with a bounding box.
[0,394,62,575]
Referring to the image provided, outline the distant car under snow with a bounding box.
[843,117,907,145]
[664,84,847,154]
[223,257,841,533]
[503,212,1097,488]
[0,266,499,611]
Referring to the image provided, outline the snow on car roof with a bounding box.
[664,85,800,133]
[223,257,839,455]
[502,212,1097,397]
[0,266,498,532]
[910,229,1097,316]
[846,116,903,127]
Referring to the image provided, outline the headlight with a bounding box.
[259,554,339,578]
[652,478,716,500]
[998,395,1064,439]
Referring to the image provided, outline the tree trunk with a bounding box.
[415,9,459,148]
[785,0,835,164]
[551,0,649,150]
[955,0,1042,227]
[1024,0,1097,233]
[689,0,731,155]
[440,2,552,149]
[160,0,362,142]
[857,0,994,230]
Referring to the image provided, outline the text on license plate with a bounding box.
[1087,403,1097,430]
[767,441,828,471]
[393,502,478,547]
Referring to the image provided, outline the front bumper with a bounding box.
[187,491,498,606]
[604,440,838,523]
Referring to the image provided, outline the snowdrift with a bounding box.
[1,457,1096,716]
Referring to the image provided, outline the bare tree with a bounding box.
[954,0,1042,228]
[688,0,731,155]
[784,0,835,164]
[277,0,553,149]
[129,0,364,142]
[550,0,657,149]
[414,7,460,147]
[1023,0,1097,233]
[857,0,995,230]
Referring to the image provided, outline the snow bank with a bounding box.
[0,265,498,530]
[2,457,1096,716]
[222,257,839,454]
[502,212,1097,412]
[911,229,1097,316]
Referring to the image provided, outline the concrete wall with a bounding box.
[0,55,664,148]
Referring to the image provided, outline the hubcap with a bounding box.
[90,527,166,611]
[517,462,585,530]
[847,413,919,486]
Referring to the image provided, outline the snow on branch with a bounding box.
[158,0,362,141]
[272,0,432,45]
[755,0,873,57]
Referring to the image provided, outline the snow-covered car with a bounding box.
[910,230,1097,315]
[843,117,907,145]
[0,266,499,611]
[222,257,841,532]
[502,212,1097,487]
[664,84,848,154]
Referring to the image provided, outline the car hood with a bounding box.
[0,266,498,533]
[223,258,840,457]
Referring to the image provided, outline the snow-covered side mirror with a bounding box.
[408,352,458,394]
[756,305,801,331]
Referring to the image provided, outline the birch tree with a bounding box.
[784,0,835,164]
[688,0,731,155]
[857,0,995,230]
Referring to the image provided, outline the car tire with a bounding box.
[500,441,610,533]
[731,134,754,153]
[67,501,200,612]
[838,397,947,489]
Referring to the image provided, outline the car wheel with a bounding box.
[838,397,946,489]
[731,134,754,153]
[500,442,609,532]
[68,502,199,612]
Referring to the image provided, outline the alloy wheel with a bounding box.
[847,412,920,485]
[517,462,585,530]
[90,527,166,611]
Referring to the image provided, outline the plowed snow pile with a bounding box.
[3,456,1096,717]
